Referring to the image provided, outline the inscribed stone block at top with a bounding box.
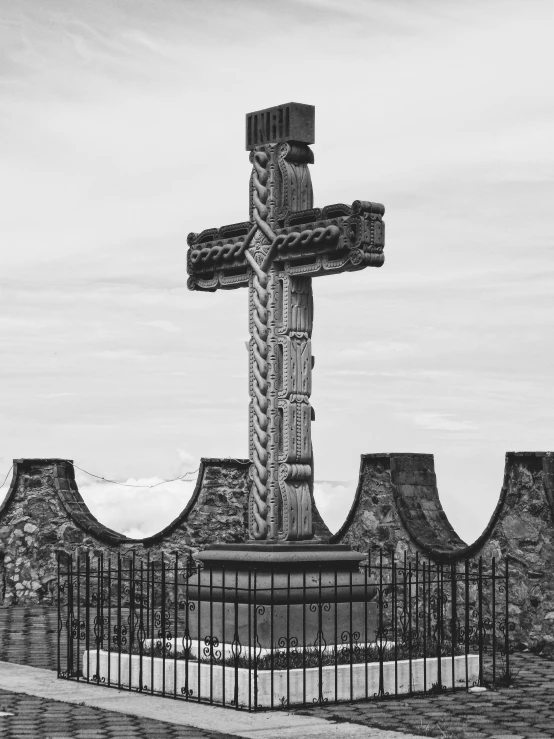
[245,102,315,149]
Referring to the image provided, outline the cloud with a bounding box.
[339,341,413,361]
[76,452,199,538]
[313,480,355,534]
[78,476,196,539]
[410,413,479,433]
[141,320,181,334]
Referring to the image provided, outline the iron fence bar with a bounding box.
[334,566,338,703]
[85,554,90,683]
[403,549,407,645]
[76,555,81,682]
[440,564,443,660]
[184,556,191,702]
[478,557,483,686]
[441,561,445,687]
[95,555,101,684]
[451,561,456,690]
[408,560,412,696]
[270,567,275,710]
[117,554,122,690]
[67,553,73,678]
[436,561,442,691]
[139,559,144,693]
[130,553,136,693]
[173,554,178,700]
[253,569,258,711]
[377,549,384,697]
[211,563,215,704]
[161,554,166,697]
[401,553,407,694]
[244,568,249,711]
[364,559,368,701]
[505,557,510,680]
[393,552,397,696]
[107,556,111,688]
[92,556,98,685]
[233,570,239,710]
[222,563,226,708]
[57,553,61,677]
[150,559,155,695]
[146,553,150,637]
[185,557,192,701]
[317,567,324,706]
[464,559,469,689]
[415,552,419,644]
[422,561,426,693]
[302,568,306,706]
[492,557,496,688]
[286,570,291,710]
[196,560,201,703]
[427,559,432,680]
[349,567,353,701]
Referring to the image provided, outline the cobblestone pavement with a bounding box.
[1,607,554,738]
[0,608,235,738]
[295,652,554,739]
[0,688,233,739]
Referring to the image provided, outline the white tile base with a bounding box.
[82,649,480,708]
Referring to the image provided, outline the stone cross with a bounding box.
[187,103,385,544]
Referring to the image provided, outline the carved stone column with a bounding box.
[247,142,315,542]
[275,272,313,540]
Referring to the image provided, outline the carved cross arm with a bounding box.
[187,200,385,292]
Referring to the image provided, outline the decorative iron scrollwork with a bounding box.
[112,623,128,647]
[203,635,222,661]
[277,635,299,649]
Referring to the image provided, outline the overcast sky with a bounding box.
[0,0,552,542]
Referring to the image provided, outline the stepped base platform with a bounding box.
[183,543,378,649]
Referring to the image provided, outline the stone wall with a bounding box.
[332,451,554,649]
[0,457,331,606]
[2,451,554,652]
[331,453,467,560]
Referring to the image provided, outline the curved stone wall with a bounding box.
[0,457,331,605]
[331,453,467,559]
[332,451,554,647]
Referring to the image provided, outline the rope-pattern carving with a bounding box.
[189,223,340,266]
[249,267,269,538]
[249,148,272,540]
[274,224,340,254]
[252,150,270,232]
[190,240,245,265]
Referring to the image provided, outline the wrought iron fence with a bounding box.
[57,550,513,710]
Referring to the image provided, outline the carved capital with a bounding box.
[275,142,314,221]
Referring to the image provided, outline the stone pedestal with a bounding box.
[184,543,378,650]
